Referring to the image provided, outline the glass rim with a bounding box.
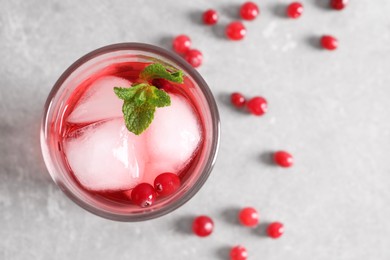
[41,42,220,221]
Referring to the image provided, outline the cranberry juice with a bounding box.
[59,61,205,206]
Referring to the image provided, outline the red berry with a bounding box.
[231,92,246,108]
[240,2,259,21]
[130,183,157,207]
[152,78,174,91]
[203,9,218,25]
[226,21,246,41]
[330,0,348,10]
[230,245,248,260]
[274,151,294,167]
[287,2,303,19]
[154,172,181,197]
[267,222,284,239]
[247,96,267,116]
[185,49,203,68]
[172,35,191,54]
[321,35,338,50]
[192,216,214,237]
[238,207,259,227]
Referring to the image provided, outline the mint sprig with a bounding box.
[113,63,183,135]
[139,63,184,83]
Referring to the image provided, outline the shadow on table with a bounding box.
[251,221,271,238]
[157,35,174,51]
[211,23,229,40]
[259,151,276,166]
[0,87,53,186]
[306,35,322,50]
[220,207,240,226]
[1,130,51,186]
[220,3,240,20]
[215,245,231,260]
[173,215,197,235]
[314,0,330,10]
[218,93,249,115]
[188,9,203,26]
[270,3,288,18]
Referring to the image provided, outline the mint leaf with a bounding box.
[113,84,147,100]
[145,86,171,107]
[140,63,184,83]
[114,83,171,135]
[122,101,156,135]
[114,63,183,135]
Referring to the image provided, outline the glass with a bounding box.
[40,43,220,221]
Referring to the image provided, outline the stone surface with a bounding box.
[1,0,390,259]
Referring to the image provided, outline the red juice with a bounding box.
[60,62,205,205]
[41,43,219,220]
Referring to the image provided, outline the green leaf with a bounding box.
[122,101,155,135]
[113,63,183,135]
[140,63,184,83]
[113,84,147,100]
[114,83,171,135]
[146,86,171,107]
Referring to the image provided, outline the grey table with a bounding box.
[1,0,390,259]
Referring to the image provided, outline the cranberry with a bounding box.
[226,21,246,41]
[238,207,259,227]
[231,92,246,108]
[267,222,284,239]
[172,35,191,54]
[192,216,214,237]
[203,9,218,25]
[274,151,294,167]
[240,2,259,21]
[247,96,267,116]
[154,172,181,196]
[130,183,157,207]
[330,0,348,10]
[287,2,303,19]
[152,78,174,91]
[185,49,203,68]
[320,35,338,50]
[230,245,248,260]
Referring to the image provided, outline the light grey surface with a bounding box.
[1,0,390,259]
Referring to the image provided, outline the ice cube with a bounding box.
[64,119,145,191]
[142,94,202,184]
[68,76,131,123]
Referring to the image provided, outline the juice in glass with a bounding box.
[40,43,219,221]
